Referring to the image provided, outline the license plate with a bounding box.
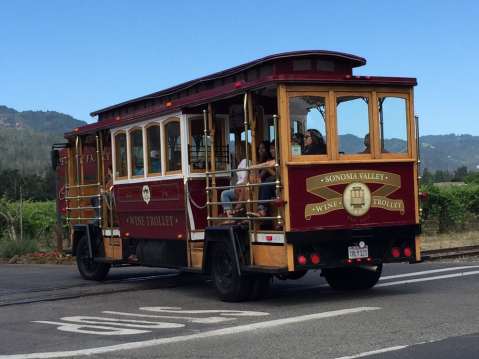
[348,245,369,259]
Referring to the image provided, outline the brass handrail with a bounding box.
[65,194,101,200]
[65,183,101,189]
[206,180,280,191]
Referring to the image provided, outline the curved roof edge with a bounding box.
[90,50,366,116]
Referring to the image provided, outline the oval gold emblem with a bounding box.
[342,182,371,217]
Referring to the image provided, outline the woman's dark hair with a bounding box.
[257,140,272,162]
[307,129,324,145]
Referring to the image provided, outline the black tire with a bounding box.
[211,242,252,302]
[322,264,382,291]
[249,274,272,300]
[76,235,110,281]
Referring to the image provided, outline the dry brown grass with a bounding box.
[421,230,479,251]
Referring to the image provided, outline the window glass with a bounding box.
[165,120,182,172]
[289,96,327,156]
[214,117,227,170]
[337,96,370,154]
[114,132,127,178]
[147,125,161,174]
[189,118,205,171]
[378,97,408,153]
[130,129,144,176]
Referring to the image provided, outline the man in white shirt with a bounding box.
[220,145,251,217]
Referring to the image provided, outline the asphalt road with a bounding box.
[0,260,478,359]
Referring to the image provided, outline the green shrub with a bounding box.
[21,201,56,241]
[0,199,57,256]
[422,183,479,232]
[0,238,38,258]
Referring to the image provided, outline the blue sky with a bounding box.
[1,0,478,135]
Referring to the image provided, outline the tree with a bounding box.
[453,166,468,182]
[422,168,433,184]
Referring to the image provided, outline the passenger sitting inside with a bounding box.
[220,144,251,217]
[361,133,371,154]
[256,140,277,217]
[302,129,326,155]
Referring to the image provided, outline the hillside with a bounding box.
[0,105,478,174]
[339,134,479,172]
[0,105,86,134]
[0,106,86,175]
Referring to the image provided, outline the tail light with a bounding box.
[310,253,320,265]
[297,255,307,265]
[391,247,401,258]
[403,247,412,257]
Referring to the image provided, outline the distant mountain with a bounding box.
[0,105,86,175]
[339,133,479,172]
[420,134,479,172]
[0,104,478,175]
[0,105,86,134]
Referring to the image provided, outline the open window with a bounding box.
[377,95,409,155]
[288,94,328,158]
[164,118,182,174]
[146,123,162,175]
[114,131,127,179]
[336,94,371,156]
[129,128,144,177]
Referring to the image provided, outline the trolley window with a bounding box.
[189,117,206,172]
[114,132,127,179]
[129,128,144,177]
[289,95,328,157]
[336,95,371,155]
[378,96,408,154]
[146,124,162,175]
[164,118,182,173]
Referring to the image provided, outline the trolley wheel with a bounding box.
[211,242,252,302]
[76,235,110,281]
[322,264,382,291]
[249,274,272,300]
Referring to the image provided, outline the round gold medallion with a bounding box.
[342,182,371,217]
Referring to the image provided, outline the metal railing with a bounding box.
[203,98,283,225]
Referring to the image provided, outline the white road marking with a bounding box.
[376,269,479,287]
[59,316,184,329]
[4,307,380,359]
[380,265,479,280]
[282,265,479,293]
[139,307,270,317]
[333,345,408,359]
[102,311,234,324]
[32,321,149,336]
[33,316,184,336]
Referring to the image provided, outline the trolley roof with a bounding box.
[69,50,416,137]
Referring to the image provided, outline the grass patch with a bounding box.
[421,230,479,251]
[0,239,38,258]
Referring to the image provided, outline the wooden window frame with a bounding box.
[128,127,145,179]
[145,122,163,177]
[286,91,331,163]
[113,130,128,180]
[335,91,374,161]
[163,117,183,175]
[375,92,412,159]
[188,116,207,173]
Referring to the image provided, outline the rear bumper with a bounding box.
[286,224,421,270]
